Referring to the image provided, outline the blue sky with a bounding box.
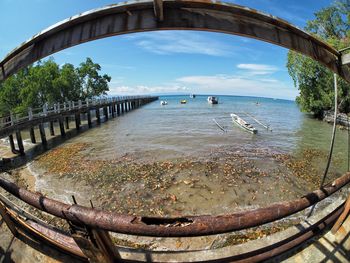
[0,0,332,100]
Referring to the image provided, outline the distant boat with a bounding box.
[207,96,218,104]
[190,94,196,98]
[160,100,168,105]
[180,100,187,104]
[230,113,257,134]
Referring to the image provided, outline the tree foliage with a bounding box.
[287,0,350,117]
[0,57,111,115]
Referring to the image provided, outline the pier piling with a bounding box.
[65,117,70,129]
[87,110,92,128]
[15,131,25,155]
[50,121,55,136]
[29,128,36,143]
[59,117,65,137]
[8,134,17,154]
[96,108,101,124]
[75,113,80,130]
[38,123,47,147]
[103,107,108,120]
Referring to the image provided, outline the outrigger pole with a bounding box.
[244,112,272,131]
[213,118,227,132]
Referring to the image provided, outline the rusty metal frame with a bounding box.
[0,173,349,237]
[0,184,347,262]
[0,0,349,83]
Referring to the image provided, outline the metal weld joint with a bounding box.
[153,0,164,21]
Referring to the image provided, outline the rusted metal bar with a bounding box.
[0,200,18,237]
[0,186,346,263]
[331,194,350,233]
[0,1,349,83]
[0,173,349,237]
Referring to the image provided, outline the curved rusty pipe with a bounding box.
[1,173,349,237]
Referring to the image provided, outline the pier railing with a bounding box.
[0,96,154,128]
[0,95,158,155]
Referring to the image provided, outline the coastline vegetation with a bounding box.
[0,57,111,116]
[287,0,350,118]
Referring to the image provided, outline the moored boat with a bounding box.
[190,94,196,98]
[180,99,187,104]
[230,113,257,134]
[207,96,218,104]
[160,100,168,105]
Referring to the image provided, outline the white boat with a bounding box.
[160,100,168,105]
[230,113,257,134]
[207,96,218,104]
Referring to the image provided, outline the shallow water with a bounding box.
[10,95,350,216]
[64,95,348,168]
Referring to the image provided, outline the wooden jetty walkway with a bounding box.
[0,96,158,157]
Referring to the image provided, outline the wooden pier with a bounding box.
[0,96,158,157]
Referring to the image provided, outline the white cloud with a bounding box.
[177,74,297,100]
[126,31,233,56]
[237,63,278,75]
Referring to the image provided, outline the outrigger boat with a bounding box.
[230,113,257,134]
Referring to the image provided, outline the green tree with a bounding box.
[53,63,81,102]
[0,68,28,114]
[19,58,60,110]
[77,57,111,99]
[287,0,350,117]
[0,57,111,115]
